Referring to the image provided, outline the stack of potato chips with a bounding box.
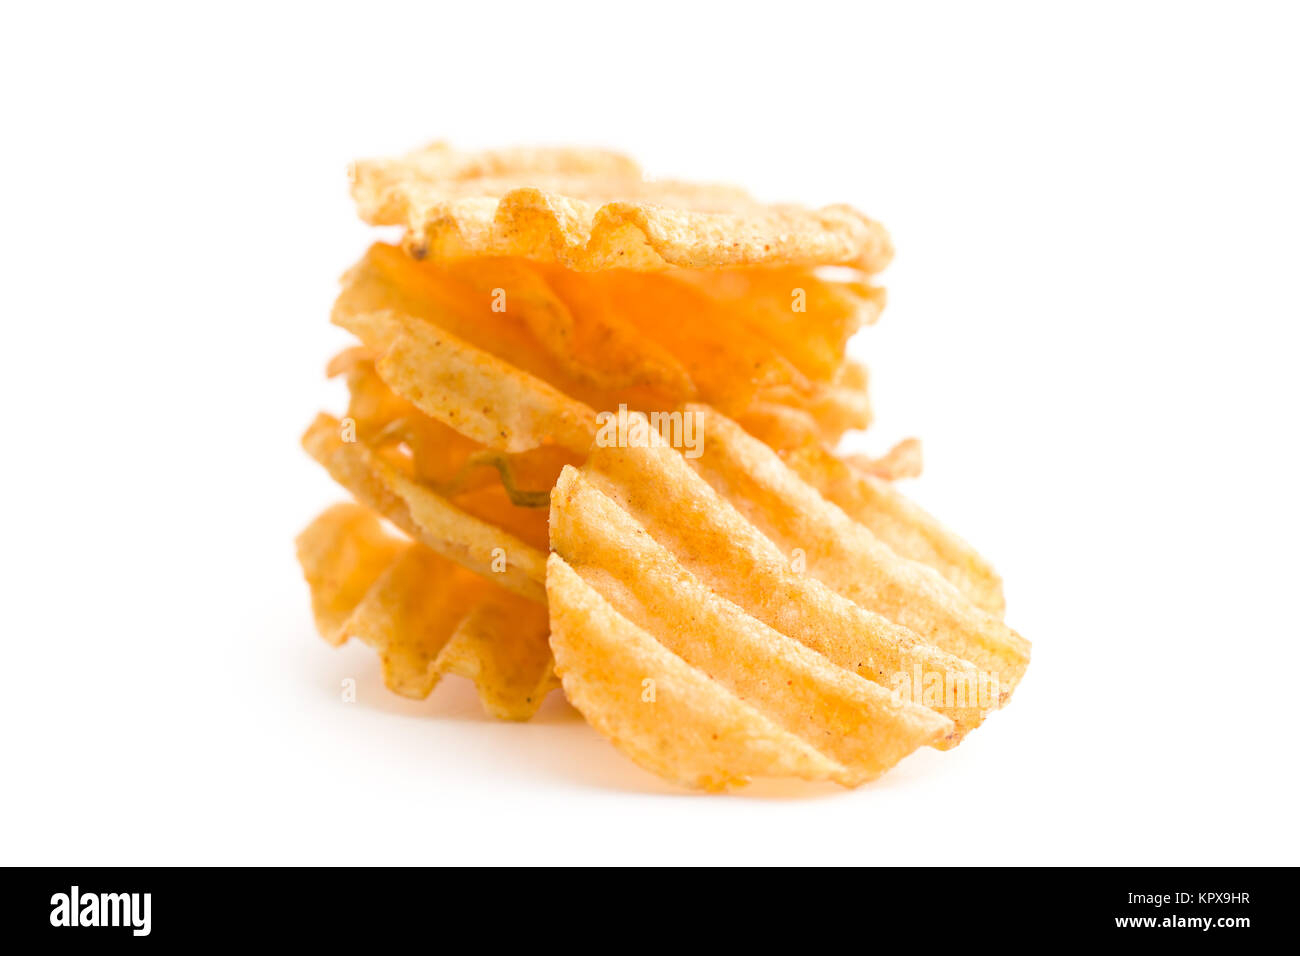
[298,143,1029,791]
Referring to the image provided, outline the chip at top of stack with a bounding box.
[349,141,895,272]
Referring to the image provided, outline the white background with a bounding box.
[2,2,1297,866]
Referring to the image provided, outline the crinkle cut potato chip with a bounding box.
[548,411,1031,790]
[669,266,886,382]
[302,412,546,602]
[329,347,578,511]
[350,142,894,273]
[569,412,1007,724]
[331,242,879,454]
[548,475,954,791]
[681,407,1027,686]
[297,504,557,720]
[783,443,1006,616]
[549,557,867,791]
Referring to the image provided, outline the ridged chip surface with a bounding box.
[297,504,557,720]
[546,411,1030,790]
[350,143,894,273]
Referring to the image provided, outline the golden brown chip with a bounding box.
[548,472,954,790]
[534,261,872,413]
[682,407,1027,689]
[448,257,698,399]
[297,504,557,720]
[548,556,848,791]
[350,142,893,273]
[577,412,1004,735]
[783,443,1006,616]
[335,303,599,455]
[671,267,886,382]
[302,413,546,602]
[332,243,681,416]
[296,502,405,642]
[331,243,877,454]
[329,352,579,508]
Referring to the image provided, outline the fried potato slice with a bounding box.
[550,470,954,789]
[535,262,870,412]
[332,243,876,453]
[447,257,698,399]
[329,351,579,508]
[784,444,1006,616]
[296,502,405,641]
[335,304,599,455]
[547,556,846,791]
[297,504,557,720]
[683,408,1026,685]
[332,244,660,428]
[350,142,893,273]
[671,267,886,382]
[302,413,546,602]
[579,416,997,738]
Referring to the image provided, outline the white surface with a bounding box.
[2,1,1297,866]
